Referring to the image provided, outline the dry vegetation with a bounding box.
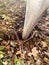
[0,0,49,65]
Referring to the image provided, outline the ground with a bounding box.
[0,0,49,65]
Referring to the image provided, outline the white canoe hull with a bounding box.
[22,0,49,39]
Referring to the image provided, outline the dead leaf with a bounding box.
[40,62,44,65]
[28,52,32,57]
[31,47,38,57]
[43,57,49,64]
[16,50,21,55]
[41,41,47,47]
